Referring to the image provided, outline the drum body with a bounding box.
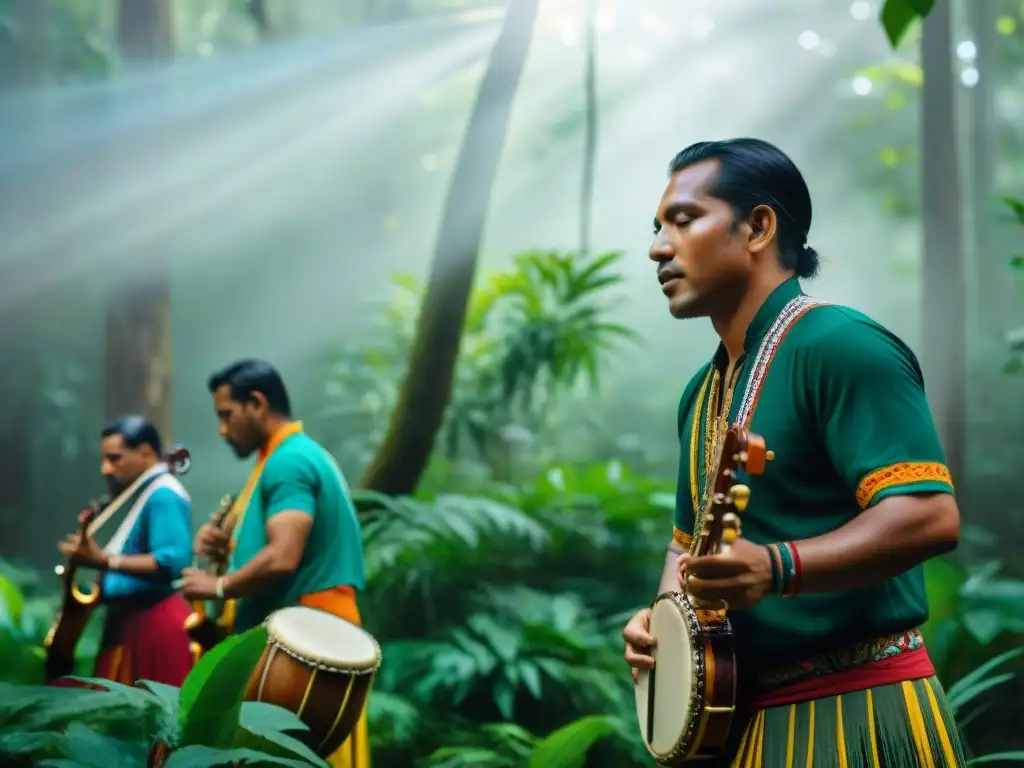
[245,606,381,758]
[635,592,736,765]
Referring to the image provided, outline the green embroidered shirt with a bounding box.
[671,278,954,671]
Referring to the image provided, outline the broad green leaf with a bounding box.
[66,677,157,708]
[0,571,24,627]
[233,725,328,767]
[164,745,311,767]
[528,715,616,768]
[518,660,542,699]
[0,730,66,756]
[967,752,1024,765]
[0,683,90,721]
[239,701,309,735]
[136,681,182,743]
[177,626,268,748]
[1003,197,1024,224]
[879,0,933,49]
[493,680,515,720]
[53,722,145,768]
[0,684,157,734]
[136,680,180,715]
[959,609,1004,646]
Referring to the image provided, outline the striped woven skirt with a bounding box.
[721,676,965,768]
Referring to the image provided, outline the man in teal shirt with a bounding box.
[181,359,366,630]
[181,359,371,766]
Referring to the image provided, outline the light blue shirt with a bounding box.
[102,479,192,600]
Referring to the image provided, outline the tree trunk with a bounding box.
[0,1,50,554]
[579,0,598,256]
[358,0,540,495]
[919,0,966,487]
[104,279,173,438]
[107,1,174,440]
[117,0,173,64]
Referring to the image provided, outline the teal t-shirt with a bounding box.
[102,481,192,600]
[230,433,366,631]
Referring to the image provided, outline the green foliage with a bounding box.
[177,627,270,748]
[844,59,922,221]
[1004,197,1024,374]
[879,0,935,49]
[424,714,616,768]
[0,559,103,685]
[307,250,637,482]
[917,555,1024,763]
[345,458,670,765]
[0,0,116,85]
[0,623,322,767]
[527,715,617,768]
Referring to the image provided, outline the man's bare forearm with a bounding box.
[108,553,161,577]
[790,493,959,594]
[222,546,293,599]
[657,548,681,594]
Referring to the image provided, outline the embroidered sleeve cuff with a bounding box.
[672,527,692,550]
[855,462,955,509]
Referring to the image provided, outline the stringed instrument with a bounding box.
[44,445,192,681]
[635,426,770,764]
[183,494,236,662]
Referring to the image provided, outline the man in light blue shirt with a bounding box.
[56,416,194,685]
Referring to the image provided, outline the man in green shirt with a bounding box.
[622,138,965,766]
[180,359,369,768]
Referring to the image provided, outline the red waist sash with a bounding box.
[750,629,935,710]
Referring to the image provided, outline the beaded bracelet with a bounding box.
[776,541,802,597]
[774,543,791,595]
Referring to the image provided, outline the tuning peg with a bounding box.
[722,527,738,544]
[54,565,65,577]
[766,450,775,461]
[731,484,750,512]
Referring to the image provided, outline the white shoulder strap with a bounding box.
[104,472,189,555]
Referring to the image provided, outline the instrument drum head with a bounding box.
[266,605,381,672]
[635,594,700,760]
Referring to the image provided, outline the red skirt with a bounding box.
[92,593,194,686]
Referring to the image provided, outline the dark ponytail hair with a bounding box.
[669,138,821,280]
[796,244,820,279]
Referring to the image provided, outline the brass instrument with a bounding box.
[183,494,236,662]
[44,446,192,681]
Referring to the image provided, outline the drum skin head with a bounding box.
[266,606,380,671]
[635,596,696,759]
